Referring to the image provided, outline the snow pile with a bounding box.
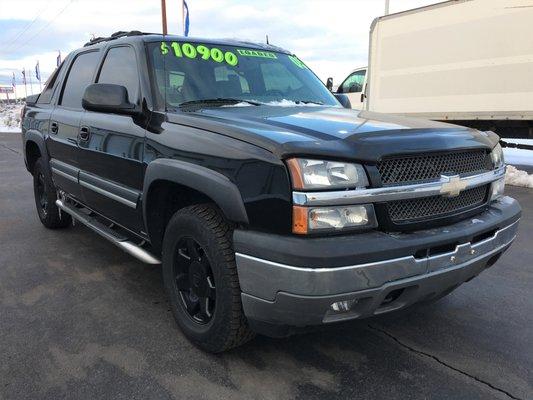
[506,165,533,188]
[0,104,23,133]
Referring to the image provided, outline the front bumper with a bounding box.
[234,197,520,333]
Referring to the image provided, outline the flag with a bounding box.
[21,68,26,85]
[12,72,16,88]
[35,61,41,82]
[57,51,61,67]
[183,0,190,37]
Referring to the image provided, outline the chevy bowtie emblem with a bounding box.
[440,175,467,197]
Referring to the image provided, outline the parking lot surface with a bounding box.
[0,132,531,400]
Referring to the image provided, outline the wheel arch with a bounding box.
[24,132,48,174]
[142,159,249,253]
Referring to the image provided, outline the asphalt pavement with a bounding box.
[0,132,531,400]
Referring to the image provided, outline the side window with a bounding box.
[37,62,64,104]
[261,63,303,92]
[60,51,100,109]
[97,46,140,103]
[339,70,366,93]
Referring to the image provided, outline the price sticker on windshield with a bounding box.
[160,42,239,66]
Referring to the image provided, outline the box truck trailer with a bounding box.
[333,0,533,139]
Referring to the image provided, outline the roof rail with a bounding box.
[83,30,155,47]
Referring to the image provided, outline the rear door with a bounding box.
[47,50,101,200]
[78,45,146,233]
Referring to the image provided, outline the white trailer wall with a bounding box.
[366,0,533,121]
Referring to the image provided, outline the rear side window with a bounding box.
[60,51,100,109]
[37,62,64,104]
[97,46,140,103]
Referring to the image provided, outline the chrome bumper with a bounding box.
[236,219,518,329]
[236,219,518,302]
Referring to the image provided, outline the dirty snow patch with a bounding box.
[506,165,533,188]
[0,104,23,133]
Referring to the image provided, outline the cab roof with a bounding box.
[83,30,290,54]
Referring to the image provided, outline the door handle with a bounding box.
[79,126,90,142]
[50,122,58,134]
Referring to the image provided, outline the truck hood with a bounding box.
[166,106,498,162]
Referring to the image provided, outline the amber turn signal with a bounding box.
[292,206,308,234]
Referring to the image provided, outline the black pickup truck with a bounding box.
[21,31,520,352]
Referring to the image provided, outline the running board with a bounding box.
[55,199,161,265]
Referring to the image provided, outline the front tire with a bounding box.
[33,157,72,229]
[162,204,254,353]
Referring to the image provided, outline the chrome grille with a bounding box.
[377,150,492,186]
[387,184,489,223]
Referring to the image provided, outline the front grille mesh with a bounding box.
[387,185,488,223]
[377,150,492,186]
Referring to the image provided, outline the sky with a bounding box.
[0,0,440,98]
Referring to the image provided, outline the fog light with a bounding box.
[490,177,505,200]
[330,299,357,313]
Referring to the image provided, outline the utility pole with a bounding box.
[161,0,168,35]
[384,0,390,15]
[181,0,185,36]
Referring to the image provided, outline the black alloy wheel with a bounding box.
[162,204,254,352]
[32,157,72,229]
[174,237,216,324]
[36,171,49,218]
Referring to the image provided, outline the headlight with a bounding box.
[286,158,369,190]
[490,144,504,168]
[292,204,377,234]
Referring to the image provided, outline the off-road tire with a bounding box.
[33,157,72,229]
[162,204,255,352]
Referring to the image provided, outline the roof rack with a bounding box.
[83,31,155,47]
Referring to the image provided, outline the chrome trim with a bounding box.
[235,219,518,301]
[79,180,137,209]
[51,167,77,183]
[293,167,505,206]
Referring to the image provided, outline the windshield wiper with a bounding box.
[178,98,261,108]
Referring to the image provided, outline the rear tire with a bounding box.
[162,204,254,353]
[33,157,72,229]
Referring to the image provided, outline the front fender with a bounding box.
[142,158,249,229]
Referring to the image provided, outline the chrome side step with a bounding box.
[55,199,161,265]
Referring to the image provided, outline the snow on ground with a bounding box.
[502,139,533,188]
[0,104,23,133]
[506,165,533,188]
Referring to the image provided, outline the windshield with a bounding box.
[147,41,339,109]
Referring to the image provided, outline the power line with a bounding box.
[1,3,50,47]
[1,0,75,56]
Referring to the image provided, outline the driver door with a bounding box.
[337,69,366,109]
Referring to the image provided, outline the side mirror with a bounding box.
[82,83,138,115]
[326,77,333,91]
[334,93,352,109]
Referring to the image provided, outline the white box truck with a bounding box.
[334,0,533,138]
